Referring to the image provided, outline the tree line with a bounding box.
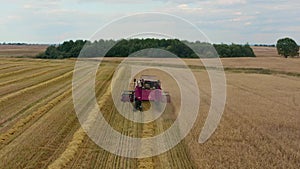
[37,39,256,59]
[253,44,276,47]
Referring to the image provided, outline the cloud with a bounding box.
[0,0,300,44]
[22,1,60,9]
[214,0,246,5]
[176,4,203,13]
[244,22,251,26]
[155,0,247,5]
[234,11,242,15]
[78,0,142,3]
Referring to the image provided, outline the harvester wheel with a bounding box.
[134,99,142,112]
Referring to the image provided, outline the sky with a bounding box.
[0,0,299,44]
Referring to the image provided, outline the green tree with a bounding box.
[276,37,299,58]
[44,45,61,59]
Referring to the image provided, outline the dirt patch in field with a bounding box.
[251,46,280,57]
[0,45,48,57]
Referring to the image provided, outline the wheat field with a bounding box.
[0,45,47,58]
[0,47,299,168]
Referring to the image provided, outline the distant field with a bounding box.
[0,45,48,57]
[104,57,300,74]
[251,46,280,57]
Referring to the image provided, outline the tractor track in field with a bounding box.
[0,65,30,74]
[89,102,138,169]
[63,67,138,169]
[48,69,114,169]
[0,68,75,105]
[0,65,116,169]
[66,79,118,169]
[63,66,195,169]
[137,113,155,169]
[59,66,142,169]
[0,87,72,148]
[94,99,194,169]
[25,67,115,169]
[0,66,73,88]
[21,113,80,169]
[0,78,71,131]
[153,104,195,169]
[0,59,72,65]
[88,107,131,169]
[0,64,78,131]
[0,64,115,141]
[0,66,74,97]
[0,66,75,129]
[0,64,25,71]
[0,95,78,168]
[0,68,76,125]
[0,66,51,79]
